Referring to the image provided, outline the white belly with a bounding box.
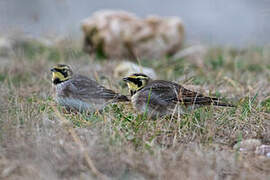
[131,93,189,117]
[53,81,108,112]
[56,97,100,112]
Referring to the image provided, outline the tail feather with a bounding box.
[210,97,235,107]
[187,96,235,107]
[212,100,235,107]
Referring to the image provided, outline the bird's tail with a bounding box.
[188,96,235,107]
[211,98,235,107]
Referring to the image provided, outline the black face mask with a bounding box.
[53,78,62,85]
[127,78,142,88]
[130,90,136,96]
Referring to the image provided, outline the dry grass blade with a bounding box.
[51,105,108,180]
[1,40,270,179]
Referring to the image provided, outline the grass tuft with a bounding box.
[0,41,269,179]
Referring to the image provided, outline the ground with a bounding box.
[0,37,270,179]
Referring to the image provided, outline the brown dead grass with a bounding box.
[0,39,269,179]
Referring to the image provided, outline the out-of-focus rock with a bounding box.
[172,45,207,67]
[0,36,13,56]
[255,145,270,157]
[81,10,184,60]
[233,139,262,152]
[114,61,157,79]
[172,45,206,59]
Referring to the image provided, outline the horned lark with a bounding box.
[51,64,129,112]
[123,73,235,117]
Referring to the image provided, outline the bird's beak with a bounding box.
[50,68,57,72]
[122,77,129,82]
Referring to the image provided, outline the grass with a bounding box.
[0,38,270,179]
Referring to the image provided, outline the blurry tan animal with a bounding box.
[114,61,157,79]
[81,10,184,59]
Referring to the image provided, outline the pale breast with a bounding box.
[131,93,146,113]
[53,80,105,112]
[56,97,95,112]
[131,92,189,117]
[131,93,163,117]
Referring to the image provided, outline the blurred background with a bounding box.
[1,1,270,179]
[0,0,269,46]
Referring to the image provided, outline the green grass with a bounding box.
[0,40,269,179]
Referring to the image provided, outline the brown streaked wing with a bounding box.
[178,86,214,106]
[61,75,119,102]
[140,80,180,105]
[143,80,215,106]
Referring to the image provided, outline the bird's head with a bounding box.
[123,73,151,96]
[51,64,73,85]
